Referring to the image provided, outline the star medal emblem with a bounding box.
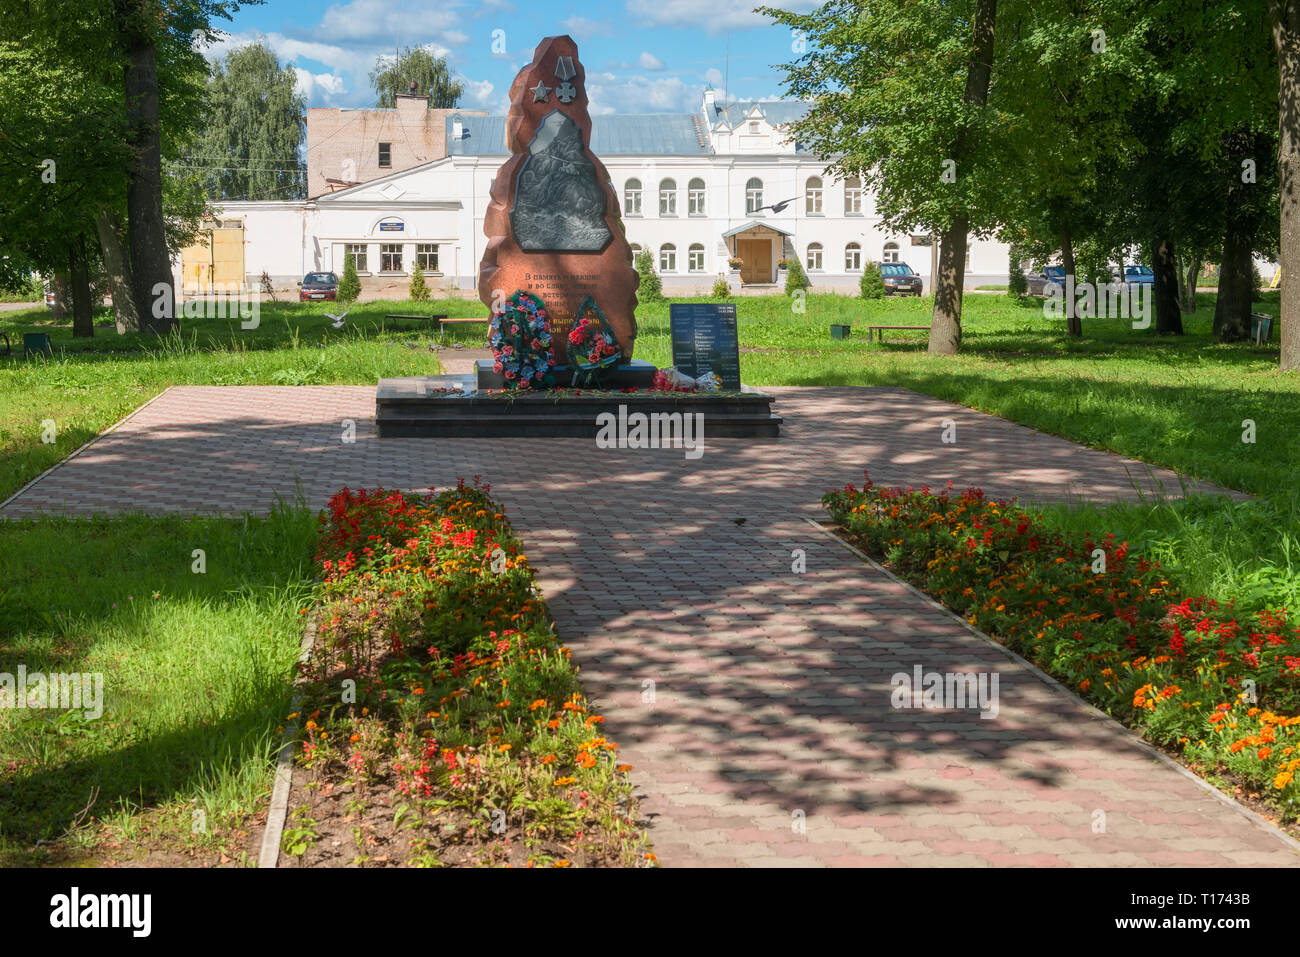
[530,81,551,102]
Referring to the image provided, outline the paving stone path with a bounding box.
[3,384,1294,866]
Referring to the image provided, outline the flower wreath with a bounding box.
[566,296,621,387]
[489,290,555,389]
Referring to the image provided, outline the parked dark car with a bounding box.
[298,271,339,302]
[1027,265,1067,296]
[881,262,923,296]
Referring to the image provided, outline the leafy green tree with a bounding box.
[634,248,663,302]
[784,256,810,294]
[711,277,731,299]
[860,261,884,299]
[409,260,429,301]
[338,253,361,303]
[187,41,305,201]
[764,0,1002,355]
[370,47,463,108]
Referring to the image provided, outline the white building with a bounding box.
[187,91,1011,297]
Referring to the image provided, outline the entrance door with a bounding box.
[737,238,772,284]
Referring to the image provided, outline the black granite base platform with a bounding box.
[375,373,783,438]
[473,358,658,390]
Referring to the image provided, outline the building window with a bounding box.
[417,243,439,272]
[378,142,392,168]
[345,243,368,273]
[749,121,760,133]
[845,242,862,271]
[630,243,642,259]
[380,243,403,273]
[806,243,823,271]
[806,176,823,215]
[688,178,706,216]
[625,178,642,216]
[660,243,676,272]
[882,241,900,264]
[746,177,764,214]
[659,178,677,216]
[845,176,863,216]
[688,243,705,272]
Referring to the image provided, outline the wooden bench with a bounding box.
[866,324,929,343]
[386,313,490,344]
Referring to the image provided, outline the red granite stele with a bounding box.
[478,35,639,367]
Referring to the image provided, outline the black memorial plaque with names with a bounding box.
[669,303,741,390]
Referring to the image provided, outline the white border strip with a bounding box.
[0,386,176,514]
[258,623,317,869]
[805,517,1300,858]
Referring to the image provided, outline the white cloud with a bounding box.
[293,68,348,103]
[625,0,819,33]
[586,75,695,115]
[562,16,613,37]
[638,51,665,71]
[703,67,723,87]
[318,0,464,43]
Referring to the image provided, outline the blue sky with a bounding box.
[205,0,820,114]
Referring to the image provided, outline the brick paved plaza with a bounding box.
[4,384,1296,866]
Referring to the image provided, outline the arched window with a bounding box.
[806,242,823,271]
[845,242,862,271]
[688,178,706,216]
[659,178,677,216]
[882,241,900,264]
[660,243,677,272]
[688,243,705,272]
[629,243,642,260]
[844,176,863,215]
[624,179,642,216]
[806,176,823,215]
[746,177,764,214]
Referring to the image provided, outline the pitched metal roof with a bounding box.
[707,98,809,130]
[447,112,711,156]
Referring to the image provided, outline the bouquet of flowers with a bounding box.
[489,291,555,389]
[566,297,622,386]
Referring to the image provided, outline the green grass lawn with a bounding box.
[0,505,314,863]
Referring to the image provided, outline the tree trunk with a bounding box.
[1153,238,1184,335]
[95,206,140,334]
[48,271,70,322]
[1184,257,1200,312]
[1214,222,1254,340]
[927,0,998,356]
[1270,0,1299,370]
[122,24,174,334]
[69,235,94,338]
[930,217,967,354]
[1060,226,1081,336]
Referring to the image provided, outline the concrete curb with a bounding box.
[258,623,317,869]
[806,517,1300,861]
[0,386,175,514]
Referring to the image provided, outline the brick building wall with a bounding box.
[305,93,485,198]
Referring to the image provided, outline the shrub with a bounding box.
[859,261,885,300]
[338,253,361,303]
[409,261,430,301]
[1007,247,1028,298]
[711,277,731,299]
[634,248,663,302]
[784,256,810,295]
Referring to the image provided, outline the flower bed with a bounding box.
[824,472,1300,819]
[286,480,653,867]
